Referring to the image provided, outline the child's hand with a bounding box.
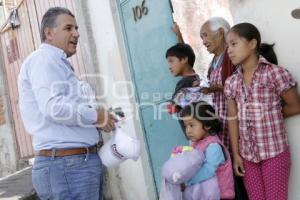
[233,154,245,176]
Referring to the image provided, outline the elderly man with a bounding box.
[18,7,115,200]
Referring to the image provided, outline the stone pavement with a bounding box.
[0,167,37,200]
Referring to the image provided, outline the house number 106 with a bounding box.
[132,0,148,22]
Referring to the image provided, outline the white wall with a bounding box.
[0,59,18,178]
[77,0,157,199]
[171,0,233,76]
[0,2,18,176]
[229,1,300,199]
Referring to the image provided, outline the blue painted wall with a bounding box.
[118,0,188,193]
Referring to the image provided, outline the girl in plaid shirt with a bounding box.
[224,22,300,200]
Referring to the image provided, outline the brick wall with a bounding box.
[0,46,17,177]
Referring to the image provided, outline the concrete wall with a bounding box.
[76,1,157,199]
[0,54,18,178]
[171,0,233,76]
[0,5,6,27]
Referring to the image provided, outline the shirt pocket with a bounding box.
[253,82,276,104]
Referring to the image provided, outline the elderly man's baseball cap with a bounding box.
[98,128,141,167]
[291,7,300,19]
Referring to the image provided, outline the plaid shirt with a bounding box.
[209,58,230,150]
[224,57,297,162]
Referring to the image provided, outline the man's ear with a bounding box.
[44,27,54,41]
[218,28,225,38]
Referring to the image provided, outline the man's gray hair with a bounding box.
[40,7,74,42]
[205,17,231,35]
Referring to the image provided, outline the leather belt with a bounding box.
[36,141,104,157]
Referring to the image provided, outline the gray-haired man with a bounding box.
[18,7,115,200]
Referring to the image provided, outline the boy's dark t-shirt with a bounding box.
[172,74,200,100]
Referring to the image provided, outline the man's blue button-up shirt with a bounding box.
[18,43,99,151]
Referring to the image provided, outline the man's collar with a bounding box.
[40,43,67,59]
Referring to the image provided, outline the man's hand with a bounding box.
[172,22,184,43]
[200,84,223,94]
[172,22,181,35]
[200,87,211,94]
[95,107,116,132]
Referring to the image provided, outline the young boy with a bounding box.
[165,43,201,134]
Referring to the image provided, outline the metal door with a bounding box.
[118,0,187,192]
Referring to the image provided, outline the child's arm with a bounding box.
[228,99,245,177]
[270,66,299,117]
[186,143,224,186]
[281,87,300,118]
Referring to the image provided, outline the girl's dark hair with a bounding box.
[165,43,196,68]
[230,22,278,64]
[259,43,278,64]
[179,101,222,135]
